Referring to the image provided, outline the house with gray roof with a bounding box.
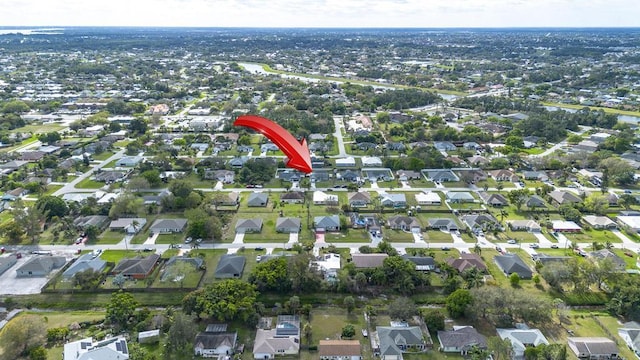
[497,325,549,360]
[0,255,18,276]
[194,329,238,358]
[549,191,582,206]
[150,219,187,234]
[235,218,263,233]
[461,214,501,232]
[375,326,427,359]
[380,193,406,208]
[434,141,456,151]
[112,254,160,279]
[618,321,640,358]
[568,337,619,359]
[109,218,147,234]
[63,253,107,279]
[247,193,269,207]
[424,169,459,182]
[352,254,388,269]
[280,191,305,204]
[507,220,541,232]
[275,217,301,233]
[522,171,548,181]
[428,218,459,231]
[16,256,66,277]
[402,255,436,271]
[348,192,371,207]
[314,215,341,232]
[215,255,246,279]
[494,254,533,279]
[589,249,627,271]
[446,192,475,203]
[479,192,508,207]
[387,216,421,231]
[115,156,143,167]
[73,215,110,231]
[438,326,487,354]
[526,195,546,208]
[583,215,617,229]
[253,316,301,359]
[95,170,128,183]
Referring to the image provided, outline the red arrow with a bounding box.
[233,115,312,174]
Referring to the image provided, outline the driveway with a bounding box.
[412,231,424,243]
[450,232,465,244]
[233,233,245,244]
[144,232,159,245]
[0,255,65,295]
[611,230,637,247]
[534,232,554,247]
[288,232,299,244]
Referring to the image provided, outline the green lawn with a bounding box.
[385,229,416,242]
[75,178,105,189]
[94,230,125,245]
[424,230,454,243]
[564,229,622,244]
[325,229,371,243]
[100,249,152,263]
[151,262,204,288]
[92,151,115,161]
[10,123,64,134]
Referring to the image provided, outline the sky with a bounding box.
[2,0,639,28]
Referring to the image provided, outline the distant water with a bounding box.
[0,28,64,35]
[544,105,640,123]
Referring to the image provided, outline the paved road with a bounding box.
[333,116,347,157]
[53,149,126,196]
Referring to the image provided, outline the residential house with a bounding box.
[215,255,246,279]
[73,215,110,231]
[424,169,460,182]
[235,218,263,233]
[95,170,128,183]
[112,254,160,279]
[109,218,147,234]
[204,169,235,183]
[434,141,456,151]
[62,253,107,279]
[253,315,300,359]
[380,193,406,208]
[161,256,204,281]
[351,254,388,268]
[549,191,582,205]
[552,220,582,232]
[247,193,269,207]
[438,326,487,355]
[228,156,249,168]
[582,215,617,229]
[194,325,238,357]
[190,143,209,152]
[490,170,520,182]
[574,140,599,153]
[396,170,421,181]
[526,195,547,208]
[16,256,65,277]
[466,156,489,167]
[348,192,371,207]
[497,325,550,359]
[534,253,572,265]
[522,171,549,181]
[278,171,301,182]
[463,142,483,150]
[275,217,301,233]
[375,326,427,360]
[446,192,475,203]
[314,215,341,232]
[618,322,640,358]
[567,337,619,359]
[507,220,542,232]
[0,255,18,276]
[313,191,339,205]
[402,255,436,271]
[319,340,361,360]
[335,157,356,167]
[387,142,406,152]
[19,150,45,162]
[446,254,487,273]
[461,214,501,233]
[589,249,627,271]
[415,191,441,205]
[63,336,129,360]
[280,191,305,204]
[2,187,28,201]
[115,156,143,167]
[213,192,240,207]
[387,216,421,231]
[337,169,360,183]
[494,254,533,279]
[314,253,342,281]
[149,219,187,234]
[362,156,383,167]
[479,192,508,207]
[617,215,640,233]
[428,218,459,231]
[138,330,160,344]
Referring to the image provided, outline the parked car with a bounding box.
[143,248,153,252]
[551,244,559,249]
[441,247,451,251]
[507,239,517,244]
[529,243,540,249]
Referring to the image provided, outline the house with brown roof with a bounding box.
[348,192,371,207]
[351,254,388,268]
[490,170,519,182]
[280,191,305,204]
[549,191,582,206]
[479,192,508,207]
[112,254,160,279]
[446,254,487,273]
[319,340,361,360]
[387,216,421,231]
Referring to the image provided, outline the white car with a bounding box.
[507,239,517,244]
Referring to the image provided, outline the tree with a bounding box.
[532,274,541,286]
[140,169,162,187]
[468,345,491,360]
[249,257,291,292]
[37,132,61,145]
[487,336,514,360]
[0,220,25,244]
[106,290,138,329]
[423,310,445,333]
[112,273,126,289]
[185,208,222,241]
[0,314,46,358]
[166,312,198,352]
[126,177,150,193]
[507,189,529,211]
[473,243,482,255]
[583,193,609,215]
[169,179,194,198]
[510,273,521,287]
[302,322,313,345]
[343,296,355,314]
[387,297,418,321]
[341,324,356,338]
[288,295,301,314]
[182,279,257,321]
[84,225,100,242]
[73,269,102,290]
[128,118,148,135]
[29,346,47,360]
[35,195,68,219]
[446,289,472,318]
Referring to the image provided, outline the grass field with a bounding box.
[75,178,105,189]
[10,123,64,134]
[94,230,125,245]
[542,101,640,117]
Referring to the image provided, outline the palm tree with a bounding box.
[473,243,482,255]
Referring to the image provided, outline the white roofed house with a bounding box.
[64,336,129,360]
[497,325,549,360]
[313,191,339,206]
[415,191,441,205]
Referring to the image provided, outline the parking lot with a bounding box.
[0,252,72,295]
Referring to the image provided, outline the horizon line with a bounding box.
[2,25,640,30]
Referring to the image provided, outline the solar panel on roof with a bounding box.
[115,342,122,351]
[120,340,128,354]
